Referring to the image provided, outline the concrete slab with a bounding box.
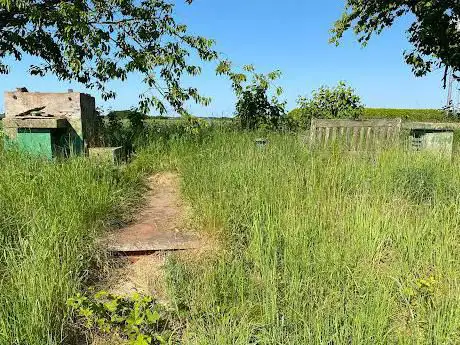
[106,223,201,252]
[89,146,123,164]
[104,172,202,253]
[2,117,69,129]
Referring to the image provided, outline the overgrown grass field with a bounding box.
[139,131,460,344]
[2,125,460,344]
[0,149,143,344]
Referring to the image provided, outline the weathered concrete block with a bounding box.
[88,147,123,163]
[4,90,92,119]
[2,117,68,129]
[410,129,454,156]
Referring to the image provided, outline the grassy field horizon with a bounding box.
[93,107,454,122]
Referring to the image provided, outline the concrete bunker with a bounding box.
[2,88,98,158]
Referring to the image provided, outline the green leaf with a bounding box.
[104,299,119,313]
[155,334,167,344]
[0,0,220,114]
[131,334,152,345]
[146,309,161,324]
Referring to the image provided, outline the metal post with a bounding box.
[447,68,454,113]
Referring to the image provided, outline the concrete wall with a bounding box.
[79,93,98,147]
[4,91,88,118]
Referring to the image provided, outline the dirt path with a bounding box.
[104,172,202,298]
[106,172,201,253]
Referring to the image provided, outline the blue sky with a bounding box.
[0,0,451,115]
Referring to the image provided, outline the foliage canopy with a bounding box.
[218,63,286,130]
[0,0,218,114]
[292,81,364,128]
[331,0,460,84]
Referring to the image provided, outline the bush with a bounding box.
[293,81,364,128]
[217,62,286,131]
[286,107,311,130]
[235,68,286,130]
[106,110,148,121]
[235,85,285,130]
[97,110,147,156]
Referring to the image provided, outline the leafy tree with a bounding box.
[217,63,286,130]
[331,1,460,85]
[295,82,364,127]
[0,0,218,114]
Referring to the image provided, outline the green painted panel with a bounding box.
[16,129,53,159]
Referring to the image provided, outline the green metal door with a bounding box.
[16,129,53,159]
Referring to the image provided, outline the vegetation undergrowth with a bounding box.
[0,148,144,345]
[135,129,460,344]
[67,291,177,345]
[287,108,456,127]
[0,119,219,345]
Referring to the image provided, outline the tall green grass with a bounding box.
[0,149,142,345]
[139,131,460,344]
[3,122,460,344]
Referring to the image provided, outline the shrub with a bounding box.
[182,115,210,136]
[235,85,285,130]
[235,68,286,130]
[286,107,311,130]
[294,81,364,128]
[217,62,286,130]
[97,110,148,156]
[107,110,149,121]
